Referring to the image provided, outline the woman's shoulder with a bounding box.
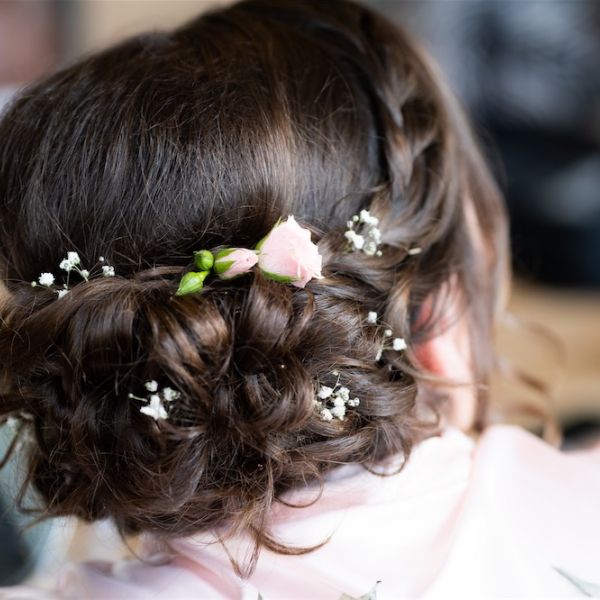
[429,424,600,597]
[474,423,600,485]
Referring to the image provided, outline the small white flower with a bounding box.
[330,405,346,420]
[56,289,69,299]
[359,209,379,226]
[30,281,37,287]
[133,382,182,421]
[318,385,334,399]
[320,408,333,422]
[346,209,382,256]
[408,247,422,255]
[140,396,168,421]
[393,337,407,352]
[162,387,181,402]
[59,252,83,273]
[66,251,81,265]
[80,269,90,279]
[363,241,378,256]
[315,374,359,422]
[344,229,365,250]
[337,386,350,401]
[144,380,159,392]
[370,227,382,243]
[38,272,55,286]
[99,256,105,262]
[384,329,393,337]
[102,265,115,277]
[367,311,378,324]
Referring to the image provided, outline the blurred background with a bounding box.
[0,0,599,587]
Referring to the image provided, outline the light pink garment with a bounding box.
[3,425,600,599]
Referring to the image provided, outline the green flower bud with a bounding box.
[175,271,210,296]
[193,249,214,271]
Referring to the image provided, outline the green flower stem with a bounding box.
[259,269,295,284]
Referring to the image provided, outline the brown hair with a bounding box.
[0,0,507,574]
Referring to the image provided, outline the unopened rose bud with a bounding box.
[175,270,210,296]
[214,248,258,279]
[193,249,214,271]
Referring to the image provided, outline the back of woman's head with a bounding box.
[0,0,507,570]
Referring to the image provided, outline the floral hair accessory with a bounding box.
[31,252,115,298]
[344,209,383,257]
[213,248,258,279]
[128,380,181,421]
[366,312,407,361]
[176,215,323,295]
[256,215,323,287]
[314,370,360,422]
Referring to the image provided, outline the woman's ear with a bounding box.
[412,291,477,432]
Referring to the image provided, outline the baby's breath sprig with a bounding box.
[344,209,383,257]
[99,256,116,277]
[128,380,181,421]
[30,251,115,299]
[314,370,360,422]
[366,312,407,362]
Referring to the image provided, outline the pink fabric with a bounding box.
[3,425,600,599]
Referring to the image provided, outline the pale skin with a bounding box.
[414,199,506,434]
[414,294,479,433]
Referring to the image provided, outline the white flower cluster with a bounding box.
[367,312,407,361]
[59,251,86,275]
[344,209,383,257]
[31,251,115,298]
[315,371,360,422]
[128,380,181,421]
[98,256,116,277]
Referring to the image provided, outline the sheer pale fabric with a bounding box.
[3,425,599,599]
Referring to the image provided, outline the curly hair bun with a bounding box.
[0,265,418,536]
[0,0,506,574]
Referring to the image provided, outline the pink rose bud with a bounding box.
[256,216,323,288]
[214,248,258,279]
